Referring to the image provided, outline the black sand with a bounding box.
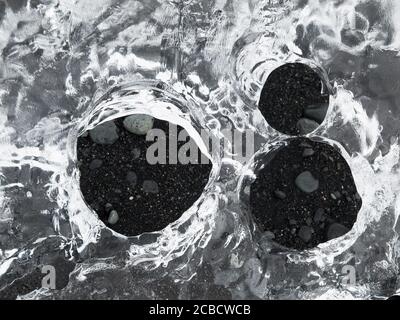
[77,117,212,236]
[258,63,330,136]
[250,138,362,250]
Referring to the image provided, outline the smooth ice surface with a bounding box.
[0,0,400,300]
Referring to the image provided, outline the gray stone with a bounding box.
[304,103,329,123]
[297,118,320,134]
[302,148,315,157]
[132,148,141,160]
[298,226,313,243]
[105,203,113,212]
[327,223,349,240]
[123,114,154,135]
[295,171,319,193]
[89,159,103,170]
[313,208,325,223]
[126,171,137,187]
[143,180,159,194]
[274,190,286,200]
[89,121,119,145]
[264,231,275,239]
[108,210,119,225]
[330,191,342,200]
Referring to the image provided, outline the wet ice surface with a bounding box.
[0,0,400,299]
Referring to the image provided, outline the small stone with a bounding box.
[304,103,329,123]
[289,219,297,225]
[105,203,113,212]
[295,171,319,193]
[327,223,349,240]
[297,118,320,135]
[126,171,137,187]
[306,217,313,226]
[108,210,119,225]
[298,226,313,243]
[302,148,315,157]
[299,142,313,148]
[89,121,119,145]
[264,231,275,239]
[274,190,286,200]
[143,180,159,194]
[132,148,141,160]
[313,208,325,222]
[331,191,341,200]
[89,159,103,170]
[123,114,154,135]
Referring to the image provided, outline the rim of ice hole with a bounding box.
[235,135,365,261]
[64,80,223,268]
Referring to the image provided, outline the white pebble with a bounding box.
[123,114,154,135]
[108,210,119,225]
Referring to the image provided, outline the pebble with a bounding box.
[330,191,342,200]
[296,118,320,135]
[313,208,325,223]
[89,159,103,170]
[264,231,275,239]
[298,226,313,243]
[126,171,137,187]
[302,148,315,157]
[89,121,119,145]
[108,210,119,225]
[105,203,113,212]
[327,223,349,240]
[123,114,154,135]
[304,103,329,123]
[143,180,159,194]
[132,148,141,160]
[295,171,319,193]
[274,189,286,200]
